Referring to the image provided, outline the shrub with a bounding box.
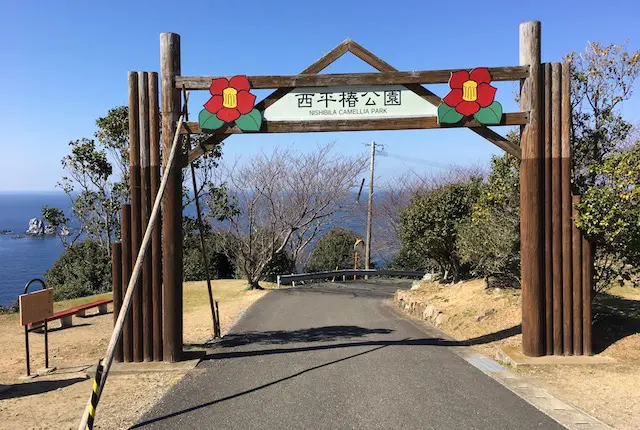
[457,212,520,285]
[457,153,521,285]
[388,246,439,272]
[183,236,236,281]
[305,228,364,272]
[45,240,111,301]
[262,251,295,282]
[182,216,237,281]
[577,142,640,291]
[399,177,482,282]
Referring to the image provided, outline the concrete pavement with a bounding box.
[135,281,563,429]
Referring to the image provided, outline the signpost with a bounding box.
[19,279,53,376]
[264,85,438,121]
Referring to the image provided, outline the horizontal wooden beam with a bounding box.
[176,66,530,90]
[180,112,527,135]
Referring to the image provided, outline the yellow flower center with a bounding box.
[222,87,238,109]
[462,80,478,102]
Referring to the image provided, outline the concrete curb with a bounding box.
[497,345,616,367]
[384,300,613,430]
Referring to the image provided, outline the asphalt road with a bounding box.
[135,281,562,429]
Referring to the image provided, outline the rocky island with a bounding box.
[23,218,69,237]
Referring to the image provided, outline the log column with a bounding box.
[160,33,183,362]
[139,72,153,361]
[519,21,545,356]
[128,72,143,362]
[571,195,582,355]
[551,63,565,355]
[543,63,553,355]
[149,72,163,361]
[121,204,133,362]
[582,237,593,355]
[111,243,123,362]
[561,61,573,355]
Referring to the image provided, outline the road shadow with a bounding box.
[215,326,395,348]
[0,377,86,400]
[201,324,520,361]
[132,342,393,428]
[592,293,640,354]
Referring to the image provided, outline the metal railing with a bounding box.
[277,269,426,287]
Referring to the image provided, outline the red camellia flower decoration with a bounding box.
[442,67,497,116]
[204,76,257,123]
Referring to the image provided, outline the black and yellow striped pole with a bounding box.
[84,360,103,430]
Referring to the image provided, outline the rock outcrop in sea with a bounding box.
[25,218,45,235]
[24,218,68,236]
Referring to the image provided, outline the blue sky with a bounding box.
[1,0,639,191]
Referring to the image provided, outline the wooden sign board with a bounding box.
[263,85,438,122]
[19,288,53,326]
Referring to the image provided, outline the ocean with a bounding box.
[0,192,375,306]
[0,192,71,306]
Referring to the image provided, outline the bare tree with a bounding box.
[208,143,367,289]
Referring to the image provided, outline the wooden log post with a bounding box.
[551,63,565,355]
[161,33,183,362]
[111,243,123,362]
[519,21,545,357]
[543,63,553,355]
[121,204,133,362]
[571,195,582,355]
[582,237,593,355]
[139,71,153,361]
[149,71,163,361]
[561,61,573,356]
[128,71,143,362]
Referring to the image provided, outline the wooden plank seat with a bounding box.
[28,299,112,329]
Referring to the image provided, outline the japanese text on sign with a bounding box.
[263,85,438,121]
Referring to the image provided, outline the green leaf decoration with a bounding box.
[437,103,464,124]
[235,108,262,132]
[199,109,225,130]
[473,101,503,125]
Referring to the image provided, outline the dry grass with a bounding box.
[398,280,640,430]
[400,279,523,357]
[0,279,271,429]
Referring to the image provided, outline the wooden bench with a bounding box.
[29,299,113,329]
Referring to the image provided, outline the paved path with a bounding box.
[135,281,563,429]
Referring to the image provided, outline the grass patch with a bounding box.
[183,279,277,312]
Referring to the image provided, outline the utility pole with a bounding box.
[365,142,376,272]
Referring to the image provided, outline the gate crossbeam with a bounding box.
[185,39,522,165]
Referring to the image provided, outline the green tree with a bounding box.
[44,106,230,300]
[567,41,640,290]
[577,142,640,291]
[567,41,640,193]
[42,206,69,231]
[399,176,482,282]
[305,228,363,272]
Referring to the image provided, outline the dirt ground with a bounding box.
[397,280,640,430]
[0,280,270,430]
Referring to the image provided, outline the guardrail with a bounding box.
[277,269,426,287]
